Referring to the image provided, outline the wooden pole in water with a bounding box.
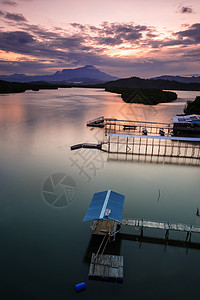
[158,138,161,156]
[163,139,167,156]
[184,142,188,158]
[132,137,135,155]
[117,135,119,153]
[108,135,111,153]
[151,138,154,156]
[126,137,128,155]
[171,141,174,157]
[145,137,148,155]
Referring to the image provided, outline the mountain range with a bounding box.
[0,65,118,84]
[151,75,200,84]
[1,65,200,85]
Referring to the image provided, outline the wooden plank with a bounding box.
[89,253,124,281]
[88,263,94,276]
[104,266,109,277]
[121,218,200,234]
[91,253,95,264]
[118,266,123,279]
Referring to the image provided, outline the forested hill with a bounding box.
[184,96,200,114]
[102,76,200,91]
[0,80,71,94]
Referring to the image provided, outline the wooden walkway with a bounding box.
[89,253,123,282]
[121,218,200,234]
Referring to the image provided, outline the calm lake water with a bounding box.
[0,88,200,300]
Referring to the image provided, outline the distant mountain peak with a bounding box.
[0,65,118,84]
[84,65,96,69]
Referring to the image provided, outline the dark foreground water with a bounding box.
[0,88,200,300]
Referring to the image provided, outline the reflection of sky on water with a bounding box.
[0,88,200,300]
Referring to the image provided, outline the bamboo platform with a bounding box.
[121,218,200,233]
[89,253,123,282]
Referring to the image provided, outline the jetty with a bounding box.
[121,218,200,241]
[103,133,200,159]
[70,117,200,161]
[86,115,200,137]
[83,190,200,283]
[83,190,125,282]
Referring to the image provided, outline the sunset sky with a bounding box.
[0,0,200,77]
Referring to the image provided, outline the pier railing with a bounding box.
[104,118,173,137]
[71,117,200,161]
[101,133,200,159]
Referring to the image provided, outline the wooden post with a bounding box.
[177,141,181,157]
[117,135,119,153]
[126,137,128,154]
[198,145,200,159]
[163,139,167,156]
[139,138,141,155]
[191,145,195,157]
[158,138,161,156]
[108,135,111,153]
[145,137,148,155]
[184,142,188,158]
[151,137,154,156]
[132,137,135,155]
[165,229,169,240]
[171,141,174,157]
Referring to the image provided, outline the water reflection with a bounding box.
[0,88,200,299]
[83,234,122,265]
[107,153,200,167]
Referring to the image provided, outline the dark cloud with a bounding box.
[4,12,27,22]
[96,36,123,46]
[147,23,200,49]
[0,20,200,77]
[0,28,93,66]
[176,23,200,44]
[71,22,151,46]
[0,31,35,53]
[2,0,17,6]
[0,10,5,17]
[97,22,147,42]
[20,23,59,39]
[0,59,61,75]
[180,6,193,14]
[50,35,86,49]
[181,47,200,61]
[70,23,87,31]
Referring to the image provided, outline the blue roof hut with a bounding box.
[83,190,125,238]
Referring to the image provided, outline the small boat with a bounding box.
[71,144,83,150]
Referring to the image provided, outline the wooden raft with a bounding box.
[89,253,123,282]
